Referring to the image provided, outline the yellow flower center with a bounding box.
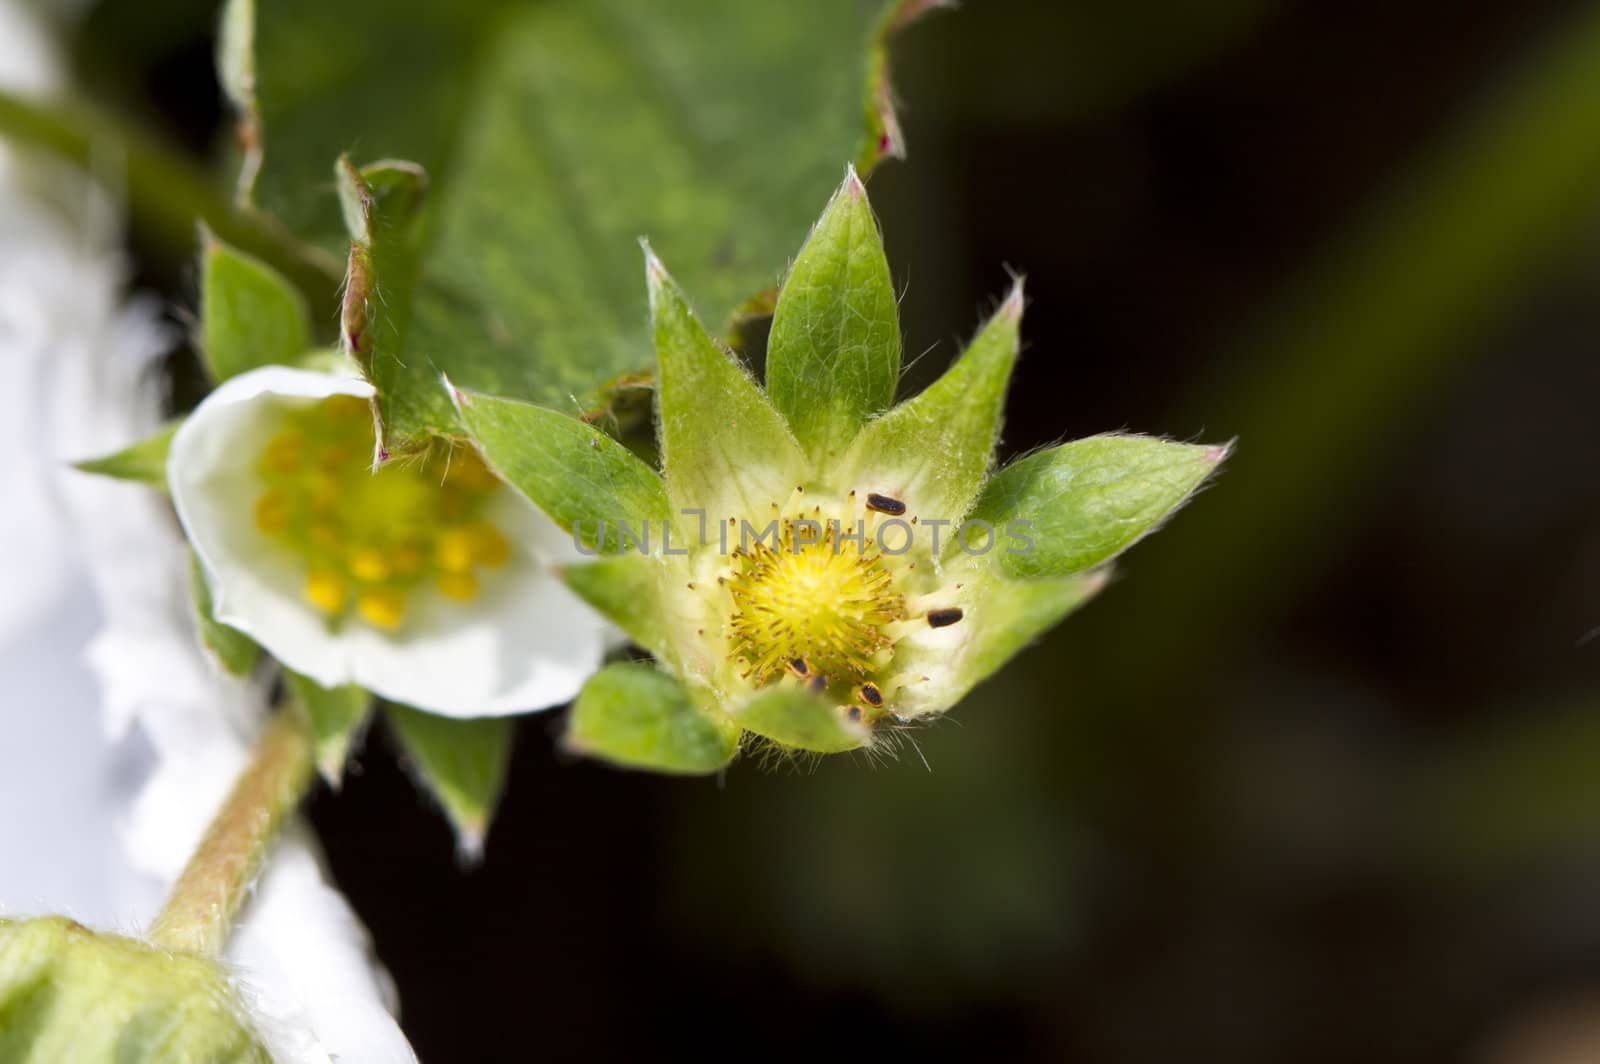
[253,394,509,632]
[725,514,906,690]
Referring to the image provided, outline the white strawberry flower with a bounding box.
[168,364,608,717]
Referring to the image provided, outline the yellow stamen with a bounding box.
[389,543,425,575]
[434,571,479,602]
[255,398,510,633]
[356,587,406,631]
[435,528,475,573]
[470,524,510,567]
[349,548,391,583]
[254,491,289,534]
[305,569,348,615]
[262,431,303,474]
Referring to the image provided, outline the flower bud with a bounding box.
[0,916,270,1062]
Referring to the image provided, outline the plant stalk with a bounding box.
[0,90,340,310]
[146,708,314,956]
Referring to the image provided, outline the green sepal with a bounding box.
[284,670,372,788]
[199,229,311,382]
[385,704,514,861]
[968,434,1230,579]
[565,663,740,775]
[216,0,259,205]
[895,568,1108,718]
[560,555,670,662]
[646,245,807,518]
[73,420,180,488]
[735,686,869,754]
[766,166,901,466]
[451,386,670,554]
[838,278,1023,520]
[337,156,428,451]
[186,551,258,677]
[0,917,270,1063]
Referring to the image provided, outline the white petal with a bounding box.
[229,828,417,1064]
[169,366,609,717]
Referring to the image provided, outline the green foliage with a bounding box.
[765,167,901,465]
[200,231,311,382]
[560,554,670,662]
[187,551,258,677]
[969,435,1228,579]
[72,421,178,487]
[245,0,921,445]
[646,247,806,518]
[284,670,371,787]
[566,664,739,775]
[523,174,1226,762]
[451,388,668,554]
[736,688,868,754]
[384,704,514,859]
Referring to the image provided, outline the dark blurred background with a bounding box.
[65,0,1600,1060]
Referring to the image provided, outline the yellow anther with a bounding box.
[254,491,290,534]
[310,472,340,513]
[389,543,425,575]
[262,431,303,474]
[350,548,391,583]
[435,527,475,573]
[434,571,479,602]
[305,569,348,615]
[356,586,406,631]
[470,524,510,567]
[254,395,513,633]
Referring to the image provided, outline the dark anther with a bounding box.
[926,607,964,629]
[865,493,906,516]
[857,683,884,708]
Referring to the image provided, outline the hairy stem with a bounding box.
[0,91,339,308]
[146,709,315,956]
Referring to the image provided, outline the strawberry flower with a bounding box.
[453,168,1228,770]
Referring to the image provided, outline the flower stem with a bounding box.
[0,90,340,308]
[146,708,315,956]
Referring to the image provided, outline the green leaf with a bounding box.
[839,278,1023,520]
[284,670,371,787]
[561,555,670,662]
[249,0,928,444]
[566,663,739,775]
[766,167,902,465]
[451,388,669,554]
[384,704,514,860]
[199,231,311,382]
[646,246,807,518]
[72,420,179,488]
[187,551,258,677]
[968,435,1229,580]
[248,0,506,243]
[735,687,869,754]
